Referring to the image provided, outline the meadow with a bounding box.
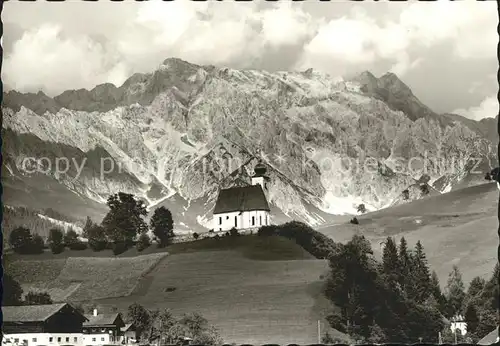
[6,236,344,344]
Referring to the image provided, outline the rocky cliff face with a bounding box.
[2,58,496,232]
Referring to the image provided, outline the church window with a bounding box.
[260,216,262,225]
[252,216,255,226]
[219,217,222,225]
[235,216,238,227]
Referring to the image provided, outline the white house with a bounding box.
[82,309,126,345]
[2,303,88,346]
[213,162,271,232]
[450,314,467,336]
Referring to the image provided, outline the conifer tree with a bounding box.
[382,237,400,286]
[445,265,466,317]
[398,237,411,293]
[411,241,432,303]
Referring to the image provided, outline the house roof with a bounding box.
[213,185,270,214]
[2,303,84,323]
[121,323,134,332]
[477,327,499,345]
[83,313,121,327]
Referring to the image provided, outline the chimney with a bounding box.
[93,309,98,317]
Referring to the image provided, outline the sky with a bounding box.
[2,0,498,120]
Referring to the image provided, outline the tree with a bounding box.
[357,204,367,214]
[464,303,479,335]
[381,237,400,286]
[150,206,174,247]
[398,237,411,294]
[9,227,33,254]
[64,228,79,247]
[31,234,45,254]
[127,303,152,340]
[87,224,107,251]
[24,291,53,305]
[409,241,431,303]
[102,192,148,247]
[429,271,447,314]
[445,265,466,317]
[82,216,94,238]
[402,189,410,200]
[48,228,65,254]
[193,232,199,240]
[136,233,151,252]
[3,274,23,306]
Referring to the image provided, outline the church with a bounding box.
[213,162,271,232]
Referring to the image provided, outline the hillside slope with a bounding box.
[319,182,498,286]
[5,236,339,345]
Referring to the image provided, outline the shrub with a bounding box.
[350,217,359,225]
[112,241,128,256]
[357,204,367,214]
[257,226,276,236]
[9,227,33,254]
[229,227,239,237]
[24,291,53,305]
[402,189,410,200]
[64,229,79,247]
[87,224,107,252]
[193,232,199,240]
[69,241,88,251]
[420,184,430,196]
[136,233,151,252]
[257,221,337,259]
[30,234,46,254]
[48,228,65,254]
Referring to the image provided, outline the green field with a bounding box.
[319,182,498,286]
[6,236,344,344]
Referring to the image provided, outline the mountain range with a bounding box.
[2,57,497,234]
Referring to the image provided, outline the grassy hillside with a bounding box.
[319,182,498,286]
[6,253,167,302]
[5,235,343,344]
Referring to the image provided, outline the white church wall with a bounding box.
[213,210,270,232]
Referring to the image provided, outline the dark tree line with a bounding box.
[9,192,175,256]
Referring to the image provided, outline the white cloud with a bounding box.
[2,0,496,99]
[260,2,316,47]
[3,24,129,95]
[297,1,496,77]
[453,96,498,121]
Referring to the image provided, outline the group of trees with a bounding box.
[8,225,87,255]
[323,235,498,344]
[3,273,53,306]
[126,303,222,345]
[8,227,45,254]
[84,193,175,255]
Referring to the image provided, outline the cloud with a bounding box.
[453,96,498,121]
[3,24,129,95]
[296,1,496,77]
[2,0,496,101]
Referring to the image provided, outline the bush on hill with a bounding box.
[136,233,151,252]
[24,291,53,305]
[87,224,107,252]
[64,229,79,247]
[229,227,239,237]
[9,227,46,255]
[112,241,129,256]
[257,221,337,259]
[48,228,65,254]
